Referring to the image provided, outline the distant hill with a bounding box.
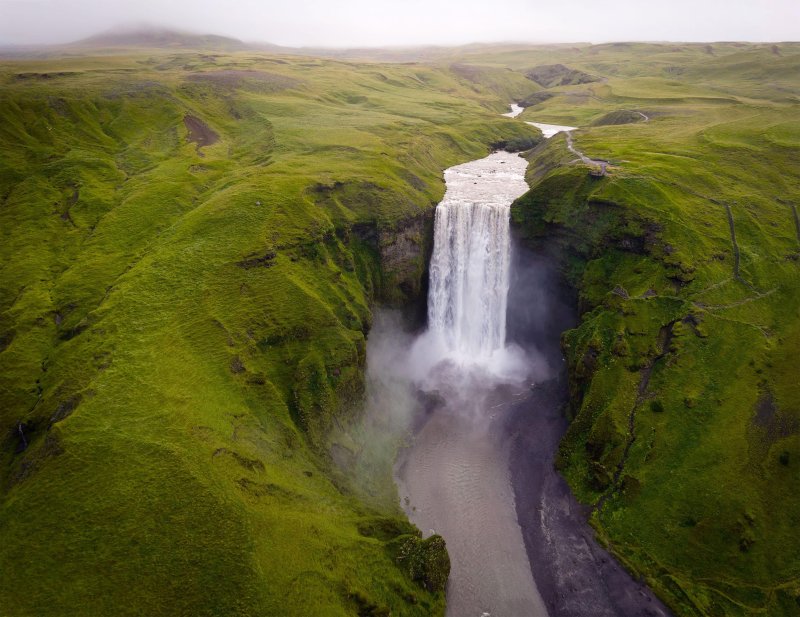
[1,29,575,60]
[69,26,251,50]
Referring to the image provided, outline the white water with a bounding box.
[502,103,524,118]
[422,151,529,371]
[397,150,549,617]
[525,121,577,139]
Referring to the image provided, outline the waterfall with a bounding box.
[426,151,530,362]
[427,190,512,356]
[397,149,548,617]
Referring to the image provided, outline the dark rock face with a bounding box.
[310,177,436,311]
[236,251,275,269]
[353,213,434,308]
[0,330,14,354]
[378,215,432,303]
[520,91,555,108]
[50,395,81,425]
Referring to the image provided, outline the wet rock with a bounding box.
[390,534,450,593]
[50,395,81,425]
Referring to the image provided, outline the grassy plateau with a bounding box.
[1,37,799,617]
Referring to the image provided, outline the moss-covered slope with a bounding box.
[0,51,537,615]
[511,43,800,616]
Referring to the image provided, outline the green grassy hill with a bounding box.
[1,40,799,617]
[0,50,536,615]
[507,42,800,616]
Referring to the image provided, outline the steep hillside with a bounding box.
[509,43,800,617]
[0,50,537,615]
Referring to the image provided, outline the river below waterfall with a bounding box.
[366,150,671,617]
[396,151,547,617]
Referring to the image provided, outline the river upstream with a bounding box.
[367,148,670,616]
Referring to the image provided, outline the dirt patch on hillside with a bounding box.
[183,115,219,152]
[753,389,799,444]
[449,63,486,83]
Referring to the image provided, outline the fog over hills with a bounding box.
[1,0,798,47]
[71,25,250,50]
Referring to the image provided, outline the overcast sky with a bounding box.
[1,0,798,47]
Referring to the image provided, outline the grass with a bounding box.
[0,49,537,615]
[1,39,799,616]
[507,41,800,616]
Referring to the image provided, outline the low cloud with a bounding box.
[1,0,797,46]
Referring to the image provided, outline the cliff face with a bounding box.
[353,213,434,306]
[512,133,800,617]
[288,211,434,448]
[512,156,672,475]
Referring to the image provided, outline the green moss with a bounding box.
[388,534,451,593]
[2,40,799,617]
[0,49,544,616]
[511,43,800,616]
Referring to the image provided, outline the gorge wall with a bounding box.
[511,134,800,617]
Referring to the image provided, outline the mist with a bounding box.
[1,0,798,47]
[361,232,574,614]
[361,236,574,446]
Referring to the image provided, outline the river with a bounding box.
[367,145,671,616]
[395,151,547,617]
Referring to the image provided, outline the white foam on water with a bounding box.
[418,151,529,379]
[502,103,524,118]
[525,121,577,139]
